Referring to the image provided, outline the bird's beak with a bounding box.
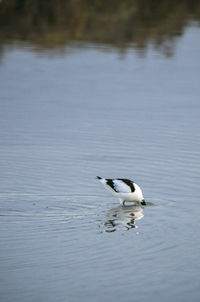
[141,200,146,206]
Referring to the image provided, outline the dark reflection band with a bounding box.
[0,0,200,56]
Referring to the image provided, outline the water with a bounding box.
[0,5,200,301]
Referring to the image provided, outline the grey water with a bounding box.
[0,16,200,302]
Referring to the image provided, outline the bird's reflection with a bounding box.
[103,204,144,232]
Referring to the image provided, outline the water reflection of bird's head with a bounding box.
[104,204,144,232]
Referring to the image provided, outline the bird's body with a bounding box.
[97,176,146,206]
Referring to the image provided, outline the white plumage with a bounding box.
[96,176,146,206]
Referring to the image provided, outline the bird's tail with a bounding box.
[96,176,102,180]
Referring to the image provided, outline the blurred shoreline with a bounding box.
[0,0,200,57]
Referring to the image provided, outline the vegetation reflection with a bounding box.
[0,0,200,56]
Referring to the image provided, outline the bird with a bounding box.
[96,176,146,206]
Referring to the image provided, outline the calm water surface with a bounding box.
[0,24,200,301]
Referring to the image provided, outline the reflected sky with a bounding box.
[0,2,200,302]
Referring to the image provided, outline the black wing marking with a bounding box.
[117,179,135,192]
[106,179,118,192]
[106,178,135,193]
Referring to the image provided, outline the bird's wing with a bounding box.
[111,179,134,193]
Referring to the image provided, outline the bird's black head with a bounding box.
[141,200,146,206]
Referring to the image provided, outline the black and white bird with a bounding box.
[96,176,146,206]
